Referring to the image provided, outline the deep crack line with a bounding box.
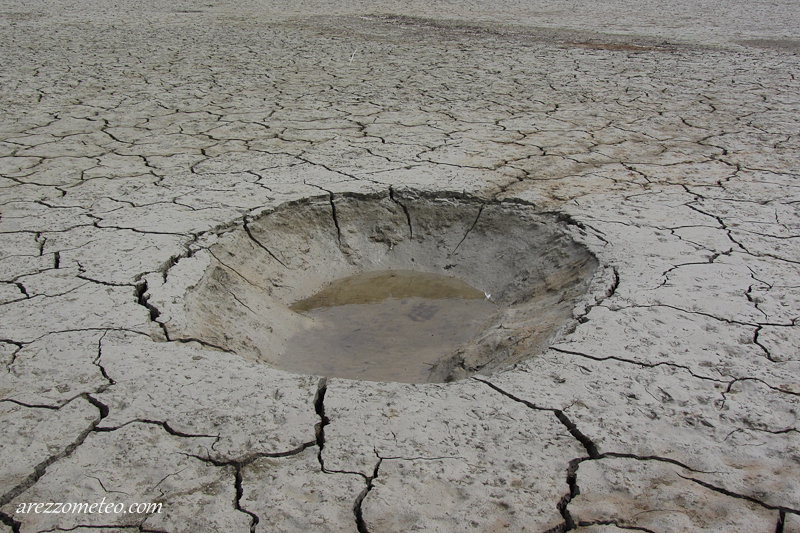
[472,376,754,531]
[184,442,317,533]
[93,331,115,388]
[549,346,729,385]
[555,410,600,459]
[678,473,800,515]
[235,464,260,533]
[93,418,220,441]
[777,510,786,533]
[606,267,620,298]
[0,398,59,410]
[354,457,382,533]
[328,191,342,246]
[134,279,160,322]
[574,520,658,533]
[450,203,484,257]
[548,456,587,532]
[167,337,234,352]
[599,452,718,475]
[0,394,106,508]
[303,183,342,246]
[207,249,270,292]
[753,325,776,362]
[311,376,381,530]
[0,509,21,533]
[313,377,329,473]
[389,186,413,239]
[243,220,287,268]
[606,302,792,328]
[473,377,599,458]
[2,340,23,373]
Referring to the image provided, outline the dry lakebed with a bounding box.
[1,0,799,531]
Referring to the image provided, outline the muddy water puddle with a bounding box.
[280,271,497,383]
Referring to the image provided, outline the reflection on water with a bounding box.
[281,271,496,383]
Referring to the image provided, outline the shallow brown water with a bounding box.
[281,271,497,382]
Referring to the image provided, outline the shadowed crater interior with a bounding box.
[156,191,599,383]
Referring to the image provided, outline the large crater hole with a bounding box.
[159,192,599,383]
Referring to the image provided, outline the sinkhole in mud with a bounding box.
[156,192,600,383]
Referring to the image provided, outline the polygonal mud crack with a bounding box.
[150,191,599,382]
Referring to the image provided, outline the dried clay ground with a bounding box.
[1,1,800,532]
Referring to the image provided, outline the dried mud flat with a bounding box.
[1,0,799,532]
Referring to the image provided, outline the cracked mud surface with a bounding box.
[1,0,799,531]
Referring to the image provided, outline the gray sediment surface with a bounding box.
[1,1,799,532]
